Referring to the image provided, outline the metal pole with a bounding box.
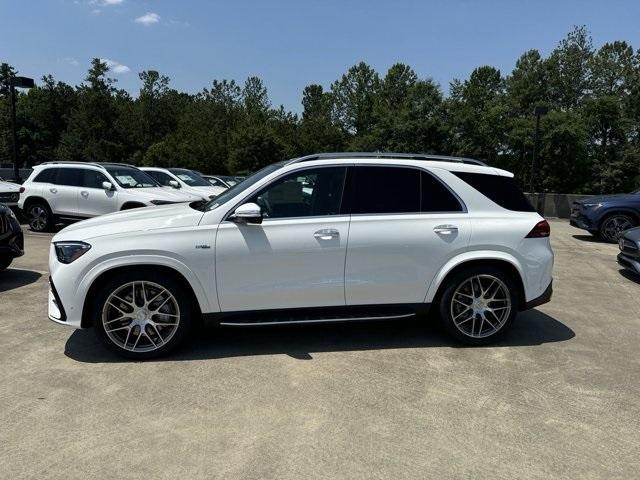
[10,83,19,182]
[530,112,541,193]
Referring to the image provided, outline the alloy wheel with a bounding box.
[601,215,634,242]
[449,274,512,339]
[101,281,181,353]
[29,206,48,231]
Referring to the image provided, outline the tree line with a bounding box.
[1,26,639,194]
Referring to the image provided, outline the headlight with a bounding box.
[582,203,602,209]
[150,200,174,205]
[54,241,91,264]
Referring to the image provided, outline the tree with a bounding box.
[330,62,380,137]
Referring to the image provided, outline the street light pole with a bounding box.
[530,105,549,193]
[8,76,35,183]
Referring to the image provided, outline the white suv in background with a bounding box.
[141,167,227,200]
[19,162,198,232]
[47,153,554,359]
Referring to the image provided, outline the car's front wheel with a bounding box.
[599,214,636,243]
[93,272,194,359]
[438,267,518,345]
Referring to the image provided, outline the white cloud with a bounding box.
[64,57,80,66]
[135,12,160,26]
[101,58,131,74]
[103,0,124,4]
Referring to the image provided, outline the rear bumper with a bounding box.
[523,280,553,310]
[570,216,594,231]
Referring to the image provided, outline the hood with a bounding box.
[53,203,204,242]
[122,186,196,203]
[576,193,640,204]
[158,186,203,201]
[190,185,226,197]
[0,180,21,193]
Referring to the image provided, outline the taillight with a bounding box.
[19,187,25,193]
[526,220,550,238]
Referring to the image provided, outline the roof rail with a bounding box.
[287,152,487,166]
[38,161,136,169]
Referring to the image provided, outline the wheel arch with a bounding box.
[596,208,640,229]
[120,202,147,211]
[22,196,51,211]
[426,254,526,310]
[80,263,207,328]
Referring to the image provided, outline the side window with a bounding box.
[34,168,57,184]
[349,167,420,214]
[452,171,535,212]
[249,167,346,219]
[81,170,109,189]
[148,171,174,187]
[421,171,464,212]
[57,168,82,187]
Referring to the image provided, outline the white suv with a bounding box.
[19,162,199,232]
[47,153,554,359]
[141,167,227,200]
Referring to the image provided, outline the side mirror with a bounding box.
[169,180,180,189]
[102,181,115,191]
[230,202,262,224]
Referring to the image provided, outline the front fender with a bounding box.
[424,250,525,303]
[79,252,216,314]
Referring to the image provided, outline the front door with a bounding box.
[215,166,349,312]
[77,169,118,217]
[344,165,470,305]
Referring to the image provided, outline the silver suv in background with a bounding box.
[18,162,197,232]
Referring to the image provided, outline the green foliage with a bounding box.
[2,26,640,194]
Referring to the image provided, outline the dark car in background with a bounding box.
[617,227,640,276]
[0,204,24,270]
[570,191,640,242]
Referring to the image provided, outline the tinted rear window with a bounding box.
[421,171,464,212]
[349,167,420,214]
[452,171,535,212]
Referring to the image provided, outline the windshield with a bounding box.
[168,169,210,187]
[198,161,287,211]
[105,166,160,188]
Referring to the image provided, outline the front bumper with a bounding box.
[48,277,70,325]
[0,215,24,258]
[618,253,640,276]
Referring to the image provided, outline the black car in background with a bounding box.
[0,204,24,270]
[617,227,640,277]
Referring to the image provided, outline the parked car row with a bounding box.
[12,162,233,232]
[570,190,640,242]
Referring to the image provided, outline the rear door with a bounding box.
[77,169,118,217]
[50,167,82,217]
[344,165,470,305]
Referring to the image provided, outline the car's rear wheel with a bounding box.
[599,214,636,243]
[438,267,518,345]
[93,273,194,359]
[27,202,53,232]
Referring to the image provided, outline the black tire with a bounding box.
[0,257,12,271]
[599,214,636,243]
[438,266,519,346]
[92,271,195,359]
[26,201,53,232]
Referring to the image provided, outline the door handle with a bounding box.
[314,228,339,240]
[49,188,58,194]
[80,191,89,198]
[433,225,458,235]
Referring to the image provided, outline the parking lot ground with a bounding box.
[1,219,639,479]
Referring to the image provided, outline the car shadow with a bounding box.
[572,234,602,243]
[0,268,42,292]
[619,269,640,284]
[64,309,575,364]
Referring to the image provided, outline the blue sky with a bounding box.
[1,0,639,112]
